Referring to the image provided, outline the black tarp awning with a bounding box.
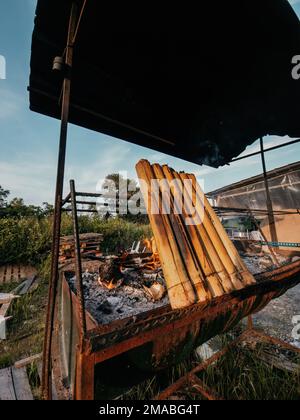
[29,0,300,167]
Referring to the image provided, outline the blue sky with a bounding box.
[0,0,300,205]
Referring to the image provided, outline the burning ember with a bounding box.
[98,238,164,297]
[66,239,169,325]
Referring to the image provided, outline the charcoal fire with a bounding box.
[66,240,168,325]
[65,229,295,328]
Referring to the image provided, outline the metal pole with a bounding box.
[247,210,279,267]
[231,138,300,163]
[70,180,87,338]
[260,137,278,245]
[247,315,254,330]
[42,2,78,400]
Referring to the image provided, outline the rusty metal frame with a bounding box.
[55,258,300,400]
[155,331,249,400]
[70,180,87,340]
[155,320,300,400]
[260,137,278,244]
[49,183,300,400]
[230,138,300,163]
[41,0,89,400]
[40,1,300,401]
[53,180,300,400]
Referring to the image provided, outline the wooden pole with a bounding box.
[247,208,279,266]
[179,171,251,289]
[260,137,278,245]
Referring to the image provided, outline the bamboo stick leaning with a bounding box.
[135,160,256,309]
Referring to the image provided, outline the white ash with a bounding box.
[66,270,169,325]
[66,253,295,325]
[241,254,291,275]
[242,255,271,275]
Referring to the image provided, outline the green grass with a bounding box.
[115,335,300,401]
[27,362,41,399]
[0,278,48,369]
[0,281,20,294]
[117,358,195,400]
[0,214,152,267]
[198,343,300,400]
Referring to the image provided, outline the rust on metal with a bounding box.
[50,223,300,399]
[189,374,224,401]
[50,173,300,400]
[70,180,87,341]
[42,2,79,400]
[260,137,278,244]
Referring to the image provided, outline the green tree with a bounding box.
[1,196,49,218]
[42,202,54,216]
[101,174,148,223]
[0,186,9,208]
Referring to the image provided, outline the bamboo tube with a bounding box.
[160,165,225,297]
[152,164,211,302]
[169,169,232,296]
[177,171,244,290]
[187,173,256,286]
[136,160,196,308]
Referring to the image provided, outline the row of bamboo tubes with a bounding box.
[136,160,256,309]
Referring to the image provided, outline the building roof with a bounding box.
[208,161,300,197]
[29,0,300,167]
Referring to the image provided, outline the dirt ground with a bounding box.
[253,282,300,346]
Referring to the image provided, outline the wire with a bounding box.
[60,0,88,60]
[72,0,88,45]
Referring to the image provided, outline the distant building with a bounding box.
[208,162,300,254]
[208,161,300,211]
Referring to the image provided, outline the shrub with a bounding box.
[0,217,52,265]
[0,214,151,266]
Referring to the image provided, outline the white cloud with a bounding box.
[0,157,56,205]
[0,141,133,206]
[233,135,293,159]
[27,0,37,11]
[146,152,166,163]
[0,87,25,120]
[194,166,214,177]
[65,142,132,192]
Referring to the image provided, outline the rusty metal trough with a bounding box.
[28,0,300,399]
[52,257,300,400]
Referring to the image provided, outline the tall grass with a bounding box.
[198,344,300,400]
[115,346,300,401]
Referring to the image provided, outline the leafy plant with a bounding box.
[0,214,151,266]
